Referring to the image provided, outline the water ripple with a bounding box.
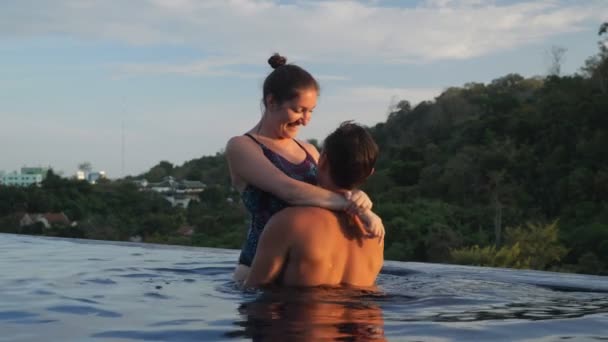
[1,233,607,341]
[46,305,122,318]
[92,329,228,341]
[143,292,171,300]
[149,319,206,327]
[0,311,38,321]
[149,266,234,276]
[83,278,117,285]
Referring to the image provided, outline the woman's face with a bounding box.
[268,88,317,139]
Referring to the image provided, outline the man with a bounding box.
[245,122,384,288]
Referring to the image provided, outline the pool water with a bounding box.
[1,233,607,341]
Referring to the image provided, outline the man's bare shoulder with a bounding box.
[272,206,335,221]
[268,207,336,233]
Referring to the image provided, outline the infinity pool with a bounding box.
[1,233,607,341]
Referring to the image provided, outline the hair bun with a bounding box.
[268,53,287,69]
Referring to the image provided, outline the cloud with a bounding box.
[114,58,350,80]
[316,74,350,82]
[1,0,606,67]
[114,57,259,78]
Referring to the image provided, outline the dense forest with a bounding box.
[1,24,607,275]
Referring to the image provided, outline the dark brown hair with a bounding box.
[323,121,378,189]
[263,53,319,108]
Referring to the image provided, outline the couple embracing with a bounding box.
[226,54,384,288]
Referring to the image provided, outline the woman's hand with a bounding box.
[357,210,385,242]
[344,189,373,214]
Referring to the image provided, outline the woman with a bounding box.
[226,54,384,281]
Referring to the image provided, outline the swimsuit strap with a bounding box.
[244,133,311,157]
[292,139,311,156]
[244,133,263,146]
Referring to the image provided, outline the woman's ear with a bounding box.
[265,94,276,110]
[368,167,375,177]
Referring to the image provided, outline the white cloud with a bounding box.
[114,58,350,80]
[114,57,259,78]
[424,0,491,8]
[316,74,350,82]
[1,0,606,66]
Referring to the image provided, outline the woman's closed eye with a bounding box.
[293,107,313,114]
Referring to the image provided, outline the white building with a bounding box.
[165,195,193,208]
[0,167,48,187]
[134,176,206,208]
[21,167,50,177]
[75,170,86,181]
[87,171,107,184]
[75,170,107,184]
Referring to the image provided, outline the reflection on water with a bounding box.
[1,233,608,341]
[230,287,386,341]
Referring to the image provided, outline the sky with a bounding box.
[1,0,607,178]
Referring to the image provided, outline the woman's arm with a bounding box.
[358,209,385,242]
[227,136,383,238]
[226,136,353,210]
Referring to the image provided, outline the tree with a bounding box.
[42,169,67,189]
[198,185,226,208]
[599,22,608,35]
[546,46,567,76]
[307,139,321,151]
[451,221,568,270]
[145,161,174,182]
[396,100,411,112]
[78,162,93,173]
[504,221,568,270]
[488,170,505,246]
[582,22,608,93]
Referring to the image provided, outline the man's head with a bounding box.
[319,122,379,190]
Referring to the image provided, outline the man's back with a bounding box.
[244,122,384,289]
[274,207,383,287]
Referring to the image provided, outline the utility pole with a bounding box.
[121,120,125,178]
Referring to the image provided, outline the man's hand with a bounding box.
[357,210,385,243]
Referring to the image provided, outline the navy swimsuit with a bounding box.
[238,134,318,266]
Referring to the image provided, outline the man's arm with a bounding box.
[244,209,295,288]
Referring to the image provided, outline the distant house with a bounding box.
[19,213,45,227]
[21,167,50,177]
[177,225,195,237]
[132,179,148,188]
[1,166,49,187]
[44,212,72,226]
[178,180,206,193]
[145,176,176,193]
[165,194,195,208]
[129,235,142,243]
[134,176,206,208]
[19,212,71,229]
[75,170,107,184]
